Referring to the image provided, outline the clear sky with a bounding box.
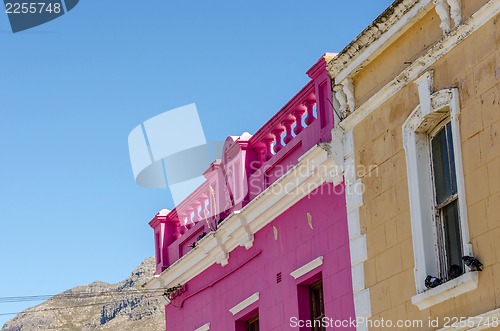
[0,0,393,327]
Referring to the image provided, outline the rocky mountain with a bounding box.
[2,257,165,331]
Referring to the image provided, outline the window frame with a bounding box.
[402,72,475,309]
[309,279,326,331]
[429,120,463,279]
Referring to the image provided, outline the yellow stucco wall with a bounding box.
[351,5,499,329]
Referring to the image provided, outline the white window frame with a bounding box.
[402,71,476,310]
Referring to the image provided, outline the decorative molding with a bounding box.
[333,79,355,119]
[334,85,348,119]
[343,78,355,114]
[412,272,478,310]
[338,0,498,130]
[329,0,435,83]
[229,292,260,315]
[437,305,500,331]
[194,323,210,331]
[307,212,313,230]
[290,256,324,279]
[414,70,434,114]
[144,144,342,291]
[234,214,254,250]
[435,0,451,34]
[435,0,463,34]
[448,0,462,26]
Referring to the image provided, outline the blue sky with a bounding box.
[0,0,393,326]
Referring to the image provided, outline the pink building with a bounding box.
[144,54,356,331]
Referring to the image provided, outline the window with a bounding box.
[430,122,463,279]
[309,280,325,331]
[403,71,476,310]
[245,314,259,331]
[296,273,325,331]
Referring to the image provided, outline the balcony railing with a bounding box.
[150,53,336,274]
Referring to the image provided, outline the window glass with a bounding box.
[443,200,462,271]
[309,280,325,331]
[246,315,259,331]
[431,122,457,204]
[431,121,462,279]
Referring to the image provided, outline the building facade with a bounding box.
[144,55,358,330]
[328,0,499,329]
[142,0,499,330]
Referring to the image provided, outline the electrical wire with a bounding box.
[0,288,166,303]
[0,289,168,317]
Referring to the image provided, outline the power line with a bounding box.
[0,293,165,317]
[0,288,166,304]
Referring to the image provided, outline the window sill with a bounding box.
[411,272,478,310]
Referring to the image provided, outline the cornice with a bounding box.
[143,143,342,291]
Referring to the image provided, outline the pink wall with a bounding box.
[163,183,355,330]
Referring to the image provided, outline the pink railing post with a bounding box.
[283,115,295,144]
[293,105,306,135]
[192,201,201,223]
[198,195,209,222]
[304,99,316,125]
[184,207,194,229]
[262,134,275,161]
[254,143,266,168]
[272,126,285,153]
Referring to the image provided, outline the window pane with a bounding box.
[309,280,325,331]
[445,123,458,195]
[432,123,456,204]
[443,200,462,270]
[246,315,259,331]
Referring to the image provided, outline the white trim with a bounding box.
[403,71,472,295]
[437,306,500,331]
[354,289,372,323]
[412,272,478,310]
[194,322,210,331]
[290,256,324,279]
[338,0,499,130]
[350,235,368,266]
[229,292,260,315]
[143,144,341,291]
[332,126,372,329]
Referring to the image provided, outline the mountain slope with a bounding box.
[2,257,165,331]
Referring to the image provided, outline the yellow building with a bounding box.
[327,0,499,329]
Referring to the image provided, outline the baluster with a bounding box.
[179,212,188,235]
[262,134,275,161]
[304,100,316,125]
[197,194,208,222]
[272,126,285,153]
[283,115,295,144]
[293,106,306,134]
[254,143,266,169]
[184,207,194,229]
[192,201,201,223]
